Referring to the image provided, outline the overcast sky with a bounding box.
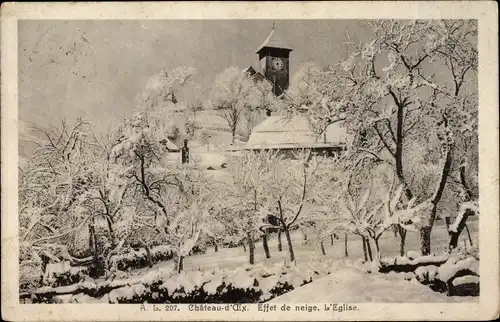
[19,20,373,131]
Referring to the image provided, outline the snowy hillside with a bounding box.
[187,109,250,151]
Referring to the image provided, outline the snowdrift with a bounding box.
[270,266,477,303]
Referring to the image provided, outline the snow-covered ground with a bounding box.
[129,218,478,277]
[31,216,477,304]
[269,266,477,303]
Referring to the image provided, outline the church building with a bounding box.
[243,25,292,96]
[243,26,346,159]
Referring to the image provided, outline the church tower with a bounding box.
[256,25,293,96]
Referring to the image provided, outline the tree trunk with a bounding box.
[144,245,153,268]
[89,223,97,259]
[398,226,407,256]
[421,143,453,255]
[242,242,246,252]
[365,237,373,262]
[420,203,441,255]
[362,236,368,261]
[277,230,283,252]
[231,126,236,144]
[465,224,473,246]
[179,256,184,272]
[449,208,474,251]
[39,253,50,285]
[262,231,271,259]
[420,226,432,255]
[192,110,197,136]
[303,231,307,241]
[330,234,334,245]
[344,233,348,257]
[320,240,326,256]
[445,217,451,231]
[174,254,184,273]
[373,237,380,260]
[248,235,255,265]
[448,158,476,252]
[214,244,218,252]
[284,227,295,262]
[88,221,103,278]
[105,216,116,248]
[173,253,179,272]
[393,100,414,202]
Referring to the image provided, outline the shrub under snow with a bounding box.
[379,252,479,297]
[30,260,341,304]
[109,245,174,271]
[438,255,479,282]
[452,275,479,286]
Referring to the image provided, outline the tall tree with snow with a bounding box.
[109,66,214,272]
[242,79,276,140]
[19,118,126,279]
[257,150,318,262]
[138,66,198,111]
[157,168,216,272]
[288,20,477,255]
[110,109,217,273]
[209,66,261,144]
[224,151,278,264]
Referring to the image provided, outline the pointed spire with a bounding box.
[255,22,293,54]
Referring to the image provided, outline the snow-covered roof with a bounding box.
[245,115,347,150]
[256,29,293,54]
[242,66,269,84]
[159,138,180,152]
[242,66,256,74]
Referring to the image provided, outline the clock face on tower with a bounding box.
[271,57,284,71]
